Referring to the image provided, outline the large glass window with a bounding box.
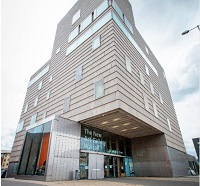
[16,120,24,133]
[80,14,92,32]
[96,0,108,17]
[18,122,51,176]
[94,80,104,99]
[80,153,88,179]
[72,10,80,24]
[68,27,79,42]
[34,96,39,107]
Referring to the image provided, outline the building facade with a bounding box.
[7,0,196,181]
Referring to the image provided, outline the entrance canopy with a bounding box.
[79,109,162,139]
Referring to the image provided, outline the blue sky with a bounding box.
[1,0,199,158]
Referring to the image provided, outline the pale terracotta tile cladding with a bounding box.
[10,0,185,163]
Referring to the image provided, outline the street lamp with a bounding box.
[182,25,200,35]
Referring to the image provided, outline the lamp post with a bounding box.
[182,25,200,35]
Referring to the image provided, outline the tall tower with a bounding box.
[7,0,195,181]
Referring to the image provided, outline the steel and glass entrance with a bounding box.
[80,125,135,179]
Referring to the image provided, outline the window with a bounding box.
[49,75,53,82]
[167,118,172,132]
[139,71,145,85]
[96,0,108,17]
[68,26,79,42]
[63,96,70,112]
[12,163,18,173]
[153,102,158,118]
[150,83,154,95]
[16,120,24,133]
[75,66,82,81]
[143,95,149,111]
[43,112,47,120]
[159,93,164,104]
[163,71,166,78]
[46,91,50,100]
[30,113,37,125]
[24,103,28,113]
[56,47,60,54]
[125,56,132,73]
[113,0,123,19]
[145,65,150,76]
[18,122,51,176]
[92,36,101,50]
[145,46,149,54]
[80,14,92,32]
[124,16,133,34]
[34,96,39,107]
[95,80,104,99]
[72,10,80,24]
[28,65,49,87]
[38,81,42,90]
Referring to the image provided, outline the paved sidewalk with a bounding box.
[2,176,199,186]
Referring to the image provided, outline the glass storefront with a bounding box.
[18,121,51,176]
[80,125,134,179]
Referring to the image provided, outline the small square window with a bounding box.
[125,56,132,73]
[95,80,104,99]
[64,96,70,113]
[43,112,47,120]
[92,36,101,50]
[49,75,53,82]
[75,66,82,81]
[16,120,24,133]
[24,103,28,113]
[167,118,172,132]
[150,83,154,95]
[56,47,60,54]
[34,96,39,107]
[30,113,37,125]
[46,91,50,100]
[145,46,149,54]
[38,81,42,90]
[153,102,158,118]
[145,65,150,76]
[159,93,164,104]
[143,95,149,112]
[139,71,145,85]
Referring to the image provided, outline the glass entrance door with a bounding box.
[124,157,134,177]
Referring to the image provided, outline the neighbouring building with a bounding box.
[7,0,196,181]
[1,150,11,170]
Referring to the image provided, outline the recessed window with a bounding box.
[143,95,149,111]
[145,65,150,76]
[92,36,101,50]
[56,47,60,54]
[150,83,154,95]
[46,91,50,100]
[75,66,82,81]
[159,93,164,104]
[163,71,166,78]
[80,14,92,32]
[139,71,145,85]
[49,75,53,82]
[24,103,28,113]
[72,10,80,24]
[167,118,172,132]
[16,120,24,133]
[34,96,39,107]
[43,112,47,120]
[30,113,37,125]
[153,102,158,118]
[125,56,132,73]
[145,46,149,54]
[38,81,42,90]
[63,96,70,113]
[68,26,79,42]
[95,79,104,99]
